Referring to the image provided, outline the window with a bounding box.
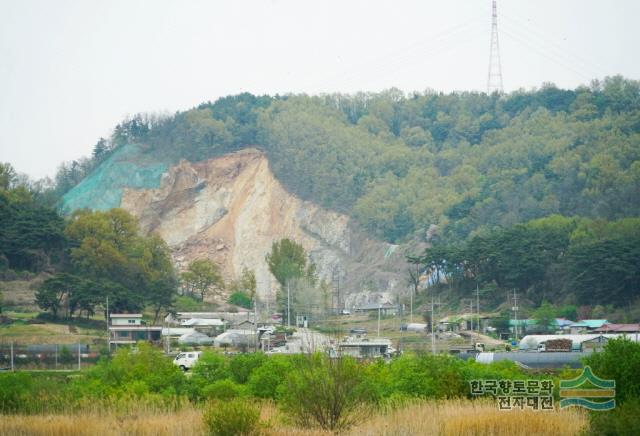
[128,319,136,324]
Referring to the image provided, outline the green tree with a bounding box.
[280,354,377,431]
[35,274,83,318]
[64,208,178,315]
[228,292,252,309]
[532,301,557,333]
[181,259,224,302]
[265,239,314,288]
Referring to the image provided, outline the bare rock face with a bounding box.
[120,149,406,304]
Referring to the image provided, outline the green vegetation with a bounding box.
[584,338,640,435]
[227,268,256,309]
[203,398,261,436]
[34,208,178,321]
[0,340,637,433]
[53,77,638,245]
[410,215,640,308]
[180,259,225,302]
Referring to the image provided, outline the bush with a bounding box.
[229,353,266,384]
[584,338,640,403]
[192,352,231,384]
[279,354,376,431]
[0,372,33,413]
[247,354,295,399]
[202,379,245,400]
[388,353,466,399]
[228,292,253,309]
[587,397,640,436]
[203,398,261,436]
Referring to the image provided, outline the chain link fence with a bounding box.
[0,341,107,370]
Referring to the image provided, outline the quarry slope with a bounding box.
[67,147,409,305]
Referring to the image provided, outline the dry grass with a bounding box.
[349,399,589,436]
[0,399,589,436]
[0,408,204,436]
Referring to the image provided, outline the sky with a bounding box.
[1,0,639,180]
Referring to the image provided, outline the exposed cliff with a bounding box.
[68,147,409,305]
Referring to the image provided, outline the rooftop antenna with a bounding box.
[487,0,504,94]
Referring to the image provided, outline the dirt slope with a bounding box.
[120,149,408,305]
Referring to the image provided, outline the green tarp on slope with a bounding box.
[61,144,168,214]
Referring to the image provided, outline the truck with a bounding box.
[537,338,572,352]
[173,351,202,371]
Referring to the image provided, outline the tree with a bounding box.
[228,292,252,309]
[532,301,557,334]
[181,259,224,302]
[0,163,17,190]
[35,274,83,318]
[266,239,315,288]
[65,209,178,315]
[280,354,376,431]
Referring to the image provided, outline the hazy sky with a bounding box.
[1,0,639,179]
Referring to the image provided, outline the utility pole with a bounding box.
[254,294,258,352]
[512,289,519,342]
[77,343,81,371]
[476,283,481,333]
[287,281,291,328]
[429,294,442,354]
[409,286,414,323]
[377,303,381,337]
[106,296,110,353]
[487,0,504,94]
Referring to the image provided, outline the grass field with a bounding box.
[0,398,588,436]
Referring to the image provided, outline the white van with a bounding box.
[173,351,202,371]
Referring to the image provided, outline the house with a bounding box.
[569,319,609,334]
[509,319,539,335]
[593,323,640,335]
[335,337,392,359]
[166,311,255,327]
[438,313,498,333]
[354,302,398,316]
[580,335,610,352]
[108,314,162,349]
[233,319,256,330]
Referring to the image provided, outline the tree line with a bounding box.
[409,215,640,308]
[57,76,639,244]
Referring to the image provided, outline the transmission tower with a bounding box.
[487,0,504,94]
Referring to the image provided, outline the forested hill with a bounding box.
[61,76,640,243]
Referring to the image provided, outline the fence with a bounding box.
[0,342,107,371]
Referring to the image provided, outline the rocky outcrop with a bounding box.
[117,149,407,305]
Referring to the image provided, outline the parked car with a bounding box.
[349,327,367,335]
[173,351,202,371]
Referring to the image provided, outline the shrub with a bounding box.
[229,353,266,384]
[388,353,466,399]
[587,397,640,436]
[203,398,261,436]
[279,354,376,431]
[0,372,33,413]
[192,352,231,383]
[584,338,640,403]
[228,292,252,309]
[247,354,295,399]
[202,379,245,400]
